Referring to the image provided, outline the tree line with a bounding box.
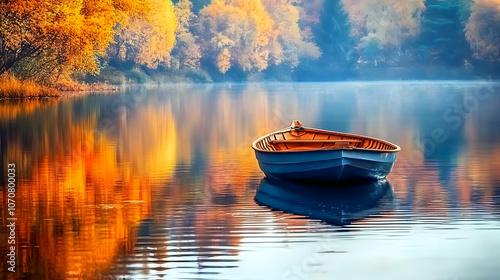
[1,0,499,85]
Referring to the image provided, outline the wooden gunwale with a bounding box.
[252,127,401,153]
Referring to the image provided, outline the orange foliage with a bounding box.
[0,0,150,80]
[0,98,177,278]
[342,0,425,49]
[0,74,59,98]
[465,0,500,61]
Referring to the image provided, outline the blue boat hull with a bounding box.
[254,149,397,182]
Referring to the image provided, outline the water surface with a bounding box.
[1,82,500,279]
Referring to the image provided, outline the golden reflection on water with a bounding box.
[1,95,177,279]
[1,83,500,279]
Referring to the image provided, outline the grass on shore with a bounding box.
[53,77,118,92]
[0,75,118,98]
[0,75,60,98]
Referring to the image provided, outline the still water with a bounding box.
[1,82,500,280]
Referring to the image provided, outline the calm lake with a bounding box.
[1,82,500,279]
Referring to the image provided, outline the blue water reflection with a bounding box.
[255,178,395,226]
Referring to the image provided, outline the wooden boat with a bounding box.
[255,177,394,225]
[252,121,401,182]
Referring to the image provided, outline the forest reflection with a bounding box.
[1,83,500,279]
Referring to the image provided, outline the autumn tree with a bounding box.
[110,0,177,69]
[197,0,275,73]
[296,0,323,26]
[262,0,321,68]
[190,0,212,14]
[293,0,323,46]
[465,0,500,61]
[341,0,425,52]
[0,0,150,82]
[198,0,320,74]
[170,0,202,70]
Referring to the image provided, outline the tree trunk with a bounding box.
[0,39,42,76]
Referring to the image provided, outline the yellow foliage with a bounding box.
[171,0,202,69]
[465,0,500,60]
[263,0,321,67]
[136,0,177,68]
[217,49,232,74]
[112,0,178,68]
[342,0,425,49]
[199,0,320,73]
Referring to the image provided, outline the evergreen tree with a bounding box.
[294,0,354,80]
[417,0,472,67]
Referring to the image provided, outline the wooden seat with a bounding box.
[270,139,362,145]
[252,120,400,153]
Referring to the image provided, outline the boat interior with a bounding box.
[254,121,400,152]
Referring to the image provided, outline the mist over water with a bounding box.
[1,81,500,279]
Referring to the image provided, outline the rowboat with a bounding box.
[255,177,394,225]
[252,121,401,182]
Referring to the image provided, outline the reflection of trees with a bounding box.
[2,83,500,278]
[462,91,500,210]
[385,83,500,214]
[0,99,59,120]
[103,85,300,277]
[164,84,324,165]
[0,96,177,279]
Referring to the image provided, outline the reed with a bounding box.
[55,80,118,92]
[0,75,60,98]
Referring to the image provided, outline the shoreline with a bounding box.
[0,74,119,99]
[0,86,120,100]
[0,89,121,100]
[2,78,500,100]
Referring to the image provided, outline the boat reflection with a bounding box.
[255,178,395,225]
